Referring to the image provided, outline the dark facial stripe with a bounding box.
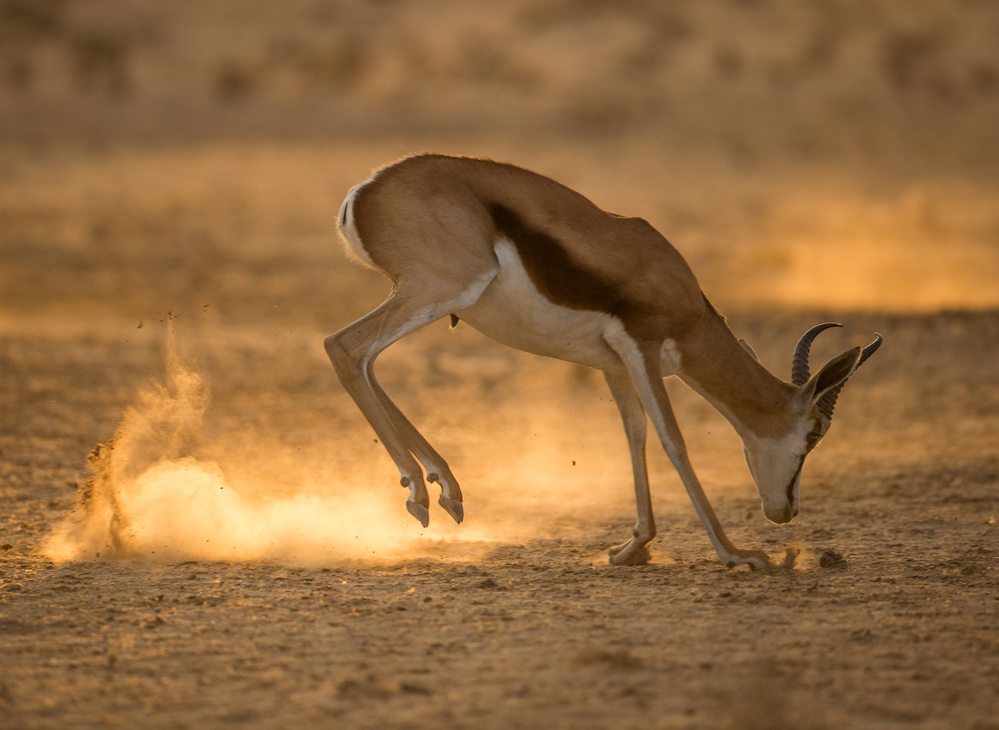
[786,460,804,504]
[488,203,626,316]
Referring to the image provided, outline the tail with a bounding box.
[337,188,353,231]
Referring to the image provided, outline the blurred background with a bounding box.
[1,0,998,330]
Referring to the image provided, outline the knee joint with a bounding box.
[324,333,363,373]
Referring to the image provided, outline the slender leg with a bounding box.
[325,271,493,526]
[326,291,436,525]
[604,331,774,569]
[368,375,464,523]
[603,368,656,566]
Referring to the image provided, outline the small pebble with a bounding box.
[819,549,847,569]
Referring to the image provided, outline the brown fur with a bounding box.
[333,154,876,566]
[352,154,797,437]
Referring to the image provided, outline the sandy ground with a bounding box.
[3,1,999,728]
[1,140,997,730]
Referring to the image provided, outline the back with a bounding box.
[348,154,706,334]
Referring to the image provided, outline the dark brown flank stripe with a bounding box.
[488,202,634,324]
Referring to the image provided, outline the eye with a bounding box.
[805,432,822,451]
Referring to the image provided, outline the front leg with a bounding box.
[608,532,652,566]
[603,368,655,566]
[605,332,786,570]
[662,435,798,569]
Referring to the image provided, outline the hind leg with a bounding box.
[369,380,465,522]
[325,271,494,526]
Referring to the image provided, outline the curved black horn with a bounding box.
[857,332,883,368]
[816,333,884,419]
[791,323,842,385]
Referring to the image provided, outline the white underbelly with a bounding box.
[454,239,623,371]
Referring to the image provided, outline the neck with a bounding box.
[676,303,796,439]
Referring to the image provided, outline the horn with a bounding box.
[815,333,883,419]
[857,332,883,367]
[791,323,842,385]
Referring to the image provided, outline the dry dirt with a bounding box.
[3,1,999,729]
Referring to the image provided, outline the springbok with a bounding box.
[326,154,881,569]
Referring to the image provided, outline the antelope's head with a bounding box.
[743,323,882,524]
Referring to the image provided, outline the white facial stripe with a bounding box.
[741,421,811,520]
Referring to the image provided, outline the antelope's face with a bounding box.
[741,416,826,524]
[737,323,882,525]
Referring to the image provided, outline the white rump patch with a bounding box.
[337,183,380,271]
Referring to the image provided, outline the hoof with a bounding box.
[608,542,651,566]
[406,500,430,528]
[720,546,795,571]
[438,495,464,524]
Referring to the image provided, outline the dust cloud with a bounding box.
[43,328,619,567]
[44,332,449,566]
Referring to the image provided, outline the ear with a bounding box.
[795,347,861,408]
